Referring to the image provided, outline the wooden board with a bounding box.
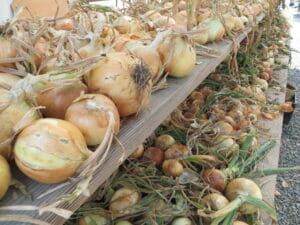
[256,55,289,225]
[12,0,68,18]
[0,15,265,225]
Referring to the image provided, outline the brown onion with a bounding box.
[36,78,87,119]
[202,169,227,192]
[0,73,21,90]
[162,159,184,177]
[65,94,120,146]
[0,155,11,200]
[109,187,140,213]
[164,144,188,160]
[202,193,229,211]
[88,52,152,116]
[14,118,90,183]
[225,178,262,214]
[144,147,164,166]
[155,134,176,151]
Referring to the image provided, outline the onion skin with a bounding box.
[155,135,176,151]
[34,37,50,68]
[164,144,188,160]
[202,169,227,192]
[79,214,110,225]
[0,38,17,68]
[233,221,249,225]
[162,159,184,177]
[14,119,90,183]
[36,79,87,119]
[144,147,164,166]
[109,188,140,213]
[0,155,11,200]
[202,193,229,211]
[55,18,74,31]
[0,73,21,90]
[158,36,196,78]
[225,178,262,214]
[88,52,152,117]
[172,217,192,225]
[65,94,120,146]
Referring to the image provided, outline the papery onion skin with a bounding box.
[36,79,87,119]
[0,73,21,90]
[164,144,188,160]
[202,193,229,211]
[0,155,11,200]
[65,94,120,146]
[225,178,262,214]
[109,188,140,213]
[0,38,17,68]
[202,169,227,192]
[34,37,50,68]
[14,118,90,184]
[79,214,110,225]
[172,217,192,225]
[88,52,152,117]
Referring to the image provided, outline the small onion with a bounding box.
[88,52,152,117]
[14,119,90,183]
[158,36,196,78]
[162,159,184,177]
[164,144,188,160]
[65,94,120,146]
[144,147,164,166]
[36,78,87,119]
[214,121,233,135]
[202,169,227,192]
[0,73,21,90]
[109,187,140,213]
[202,193,229,211]
[79,213,110,225]
[212,135,238,157]
[115,221,133,225]
[253,77,268,90]
[172,217,192,225]
[0,38,17,68]
[130,144,144,159]
[0,155,11,200]
[225,178,262,214]
[233,221,249,225]
[155,134,176,151]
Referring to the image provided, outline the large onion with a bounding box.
[0,73,21,90]
[88,52,152,116]
[158,36,196,78]
[65,94,120,146]
[109,187,140,213]
[0,91,39,159]
[36,77,87,119]
[225,178,262,214]
[0,38,17,68]
[0,155,11,200]
[14,118,90,183]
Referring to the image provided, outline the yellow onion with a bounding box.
[0,37,17,68]
[116,221,133,225]
[0,155,11,200]
[78,39,106,59]
[212,135,238,157]
[158,36,196,78]
[55,18,74,31]
[253,77,268,91]
[164,144,188,160]
[225,178,262,214]
[233,17,245,32]
[14,118,90,183]
[197,9,212,23]
[213,121,233,135]
[65,94,120,146]
[113,35,133,52]
[0,73,21,90]
[153,16,176,28]
[79,213,110,225]
[202,193,229,211]
[109,187,140,213]
[0,91,39,159]
[34,37,51,68]
[125,41,162,79]
[233,221,249,225]
[172,217,192,225]
[202,169,227,191]
[173,11,188,28]
[192,27,209,45]
[144,147,164,166]
[113,16,132,34]
[155,134,176,151]
[162,159,184,177]
[202,17,225,42]
[88,52,152,117]
[130,144,144,159]
[36,78,87,119]
[223,13,236,31]
[101,25,120,46]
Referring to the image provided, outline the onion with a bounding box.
[79,214,110,225]
[55,18,74,31]
[173,11,188,28]
[202,193,229,211]
[225,178,262,214]
[203,17,225,42]
[153,16,176,28]
[0,155,11,200]
[197,9,212,23]
[172,217,192,225]
[144,147,164,166]
[247,104,261,117]
[233,221,249,225]
[36,78,87,119]
[202,169,227,191]
[223,14,236,31]
[0,38,17,68]
[34,37,51,68]
[233,17,245,32]
[178,1,187,11]
[212,135,238,156]
[214,121,233,135]
[162,159,184,177]
[0,91,39,159]
[278,101,294,113]
[158,36,196,78]
[113,16,132,34]
[130,144,144,159]
[109,187,140,213]
[192,27,209,45]
[165,144,188,160]
[0,73,21,90]
[115,221,133,225]
[155,134,176,151]
[253,77,268,90]
[88,52,152,116]
[65,94,120,146]
[113,35,132,52]
[14,118,90,183]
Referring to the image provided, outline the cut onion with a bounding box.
[0,155,11,200]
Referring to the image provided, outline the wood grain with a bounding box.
[0,15,265,225]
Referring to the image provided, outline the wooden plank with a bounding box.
[0,15,265,225]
